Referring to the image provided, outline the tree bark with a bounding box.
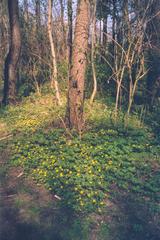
[2,0,21,105]
[48,0,61,105]
[90,0,97,104]
[24,0,29,22]
[67,0,73,65]
[103,17,108,47]
[35,0,41,29]
[59,0,67,58]
[146,0,160,105]
[67,0,90,132]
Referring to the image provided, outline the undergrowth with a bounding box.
[11,126,160,213]
[1,94,158,215]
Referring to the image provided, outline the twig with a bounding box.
[17,172,24,178]
[54,194,61,200]
[0,134,13,141]
[58,116,73,138]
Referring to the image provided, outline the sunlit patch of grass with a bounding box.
[0,94,66,134]
[1,93,159,214]
[11,123,160,213]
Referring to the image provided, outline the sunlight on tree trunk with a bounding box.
[90,0,97,105]
[48,0,61,106]
[67,0,90,133]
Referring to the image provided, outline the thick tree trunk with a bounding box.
[67,0,90,132]
[146,0,160,105]
[2,0,21,105]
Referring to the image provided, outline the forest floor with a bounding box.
[0,93,160,240]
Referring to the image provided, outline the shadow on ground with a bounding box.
[0,147,160,240]
[0,148,70,240]
[103,191,160,240]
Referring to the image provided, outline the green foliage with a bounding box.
[145,103,160,141]
[0,93,160,239]
[0,93,65,134]
[0,93,159,215]
[86,61,112,98]
[11,122,160,213]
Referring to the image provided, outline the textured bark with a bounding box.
[146,0,160,104]
[67,0,90,132]
[3,0,21,105]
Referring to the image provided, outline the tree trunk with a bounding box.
[66,0,90,132]
[24,0,29,22]
[35,0,41,29]
[2,0,21,105]
[90,0,97,104]
[146,0,160,105]
[112,0,116,44]
[59,0,67,59]
[67,0,73,65]
[103,17,108,47]
[48,0,61,105]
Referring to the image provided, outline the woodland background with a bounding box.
[0,0,160,240]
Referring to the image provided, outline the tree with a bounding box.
[24,0,29,22]
[67,0,73,65]
[0,0,8,84]
[35,0,41,29]
[3,0,21,105]
[59,0,67,59]
[66,0,90,132]
[90,0,97,104]
[146,0,160,105]
[48,0,61,105]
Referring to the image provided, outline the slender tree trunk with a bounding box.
[67,0,73,65]
[112,0,116,44]
[99,20,102,45]
[122,0,131,44]
[35,0,41,29]
[3,0,21,105]
[103,17,108,47]
[24,0,29,22]
[59,0,67,58]
[115,66,125,114]
[90,0,97,104]
[67,0,90,132]
[48,0,61,105]
[112,0,117,73]
[0,0,6,79]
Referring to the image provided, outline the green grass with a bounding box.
[11,123,160,214]
[0,93,160,239]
